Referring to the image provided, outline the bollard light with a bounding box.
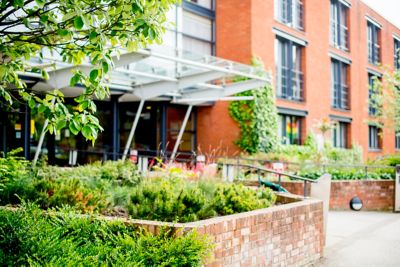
[350,196,363,211]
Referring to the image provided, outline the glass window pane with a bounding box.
[182,11,212,41]
[182,36,212,55]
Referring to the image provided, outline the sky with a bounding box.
[361,0,400,28]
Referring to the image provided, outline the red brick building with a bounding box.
[197,0,400,160]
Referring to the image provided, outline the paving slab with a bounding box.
[318,211,400,267]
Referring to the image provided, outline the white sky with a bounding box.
[361,0,400,28]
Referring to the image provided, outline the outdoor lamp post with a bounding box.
[350,196,363,211]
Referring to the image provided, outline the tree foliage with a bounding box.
[368,66,400,135]
[228,57,279,154]
[0,0,176,143]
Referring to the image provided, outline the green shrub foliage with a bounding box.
[0,152,276,223]
[0,204,212,266]
[298,168,394,180]
[228,57,279,154]
[128,177,276,222]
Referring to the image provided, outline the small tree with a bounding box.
[0,0,176,143]
[368,67,400,136]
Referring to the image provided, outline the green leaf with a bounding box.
[89,69,98,81]
[13,0,23,7]
[148,28,156,40]
[89,31,97,42]
[57,29,69,37]
[56,120,67,131]
[102,61,109,74]
[70,73,80,87]
[35,0,45,8]
[41,70,49,80]
[39,15,48,23]
[38,104,46,113]
[82,125,93,139]
[28,98,35,109]
[74,16,84,30]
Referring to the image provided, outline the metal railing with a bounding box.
[222,162,316,198]
[217,156,396,180]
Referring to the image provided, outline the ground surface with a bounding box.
[318,211,400,267]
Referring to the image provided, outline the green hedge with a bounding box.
[0,204,212,266]
[297,168,394,180]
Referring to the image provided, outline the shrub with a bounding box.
[0,204,212,266]
[128,177,276,222]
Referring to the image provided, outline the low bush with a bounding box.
[0,204,212,266]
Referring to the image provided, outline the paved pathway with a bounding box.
[318,211,400,267]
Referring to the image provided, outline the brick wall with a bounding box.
[330,180,395,211]
[197,0,400,160]
[129,196,324,266]
[244,180,395,211]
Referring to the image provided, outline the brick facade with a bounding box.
[197,0,400,160]
[126,196,324,266]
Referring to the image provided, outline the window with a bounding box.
[368,73,380,116]
[275,0,304,30]
[368,125,381,149]
[394,38,400,70]
[330,0,349,50]
[396,132,400,149]
[367,21,380,65]
[278,114,302,145]
[182,11,214,55]
[187,0,213,10]
[332,121,348,148]
[276,37,304,101]
[331,59,349,109]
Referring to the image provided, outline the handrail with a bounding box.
[223,162,315,198]
[217,156,396,170]
[226,163,316,183]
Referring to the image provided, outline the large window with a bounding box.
[368,73,380,116]
[182,11,214,55]
[368,125,381,149]
[332,121,349,148]
[278,114,302,145]
[275,0,304,30]
[394,38,400,70]
[330,0,349,51]
[276,37,304,101]
[331,59,349,110]
[367,21,380,65]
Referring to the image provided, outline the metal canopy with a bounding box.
[23,47,271,163]
[24,46,270,105]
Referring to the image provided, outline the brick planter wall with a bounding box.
[329,180,395,211]
[126,196,324,266]
[243,180,395,211]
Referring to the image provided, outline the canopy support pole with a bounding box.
[33,98,56,166]
[122,99,145,161]
[170,105,192,161]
